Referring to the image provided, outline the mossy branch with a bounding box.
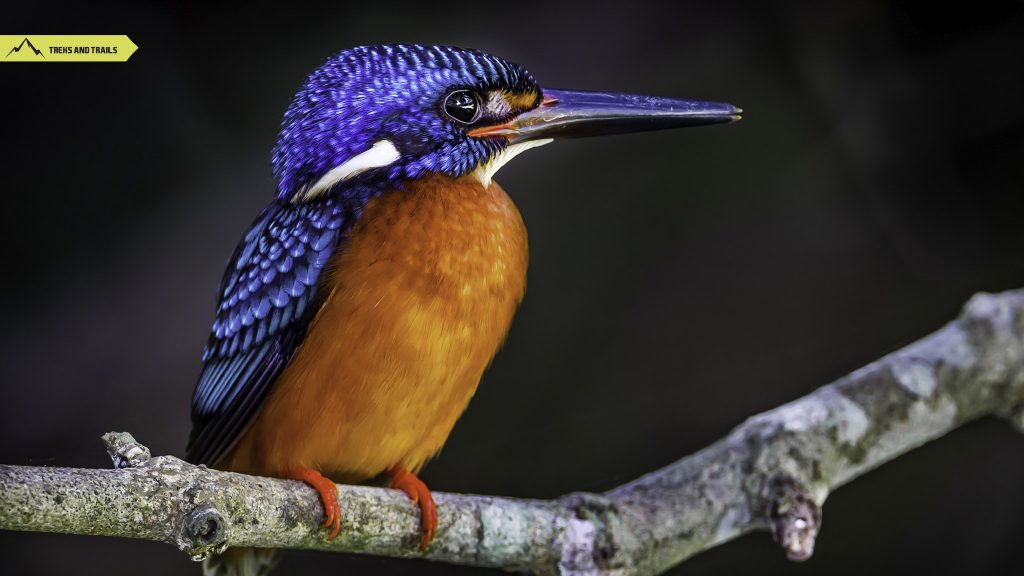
[2,290,1023,575]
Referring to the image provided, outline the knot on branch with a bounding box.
[556,492,626,570]
[961,291,1024,340]
[101,432,151,468]
[767,476,821,562]
[181,504,229,561]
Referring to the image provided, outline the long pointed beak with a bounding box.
[468,88,741,142]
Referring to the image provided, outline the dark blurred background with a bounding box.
[2,1,1023,574]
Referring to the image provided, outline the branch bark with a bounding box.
[2,289,1023,575]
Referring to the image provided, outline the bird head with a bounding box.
[273,44,739,200]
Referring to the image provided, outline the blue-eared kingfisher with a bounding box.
[187,43,739,573]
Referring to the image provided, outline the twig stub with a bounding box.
[767,476,821,562]
[101,432,151,469]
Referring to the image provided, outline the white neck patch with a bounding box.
[296,139,401,202]
[472,138,553,188]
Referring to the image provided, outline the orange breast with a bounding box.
[220,173,528,482]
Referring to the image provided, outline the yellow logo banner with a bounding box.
[1,36,137,62]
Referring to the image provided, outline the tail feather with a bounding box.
[203,548,279,576]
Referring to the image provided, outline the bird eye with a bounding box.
[443,90,482,124]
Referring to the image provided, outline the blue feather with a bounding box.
[187,192,365,465]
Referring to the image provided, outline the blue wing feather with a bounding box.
[187,194,354,466]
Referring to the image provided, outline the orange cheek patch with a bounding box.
[469,90,541,138]
[504,90,541,110]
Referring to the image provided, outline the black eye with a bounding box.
[443,90,482,124]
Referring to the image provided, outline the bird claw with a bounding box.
[388,465,437,550]
[284,467,341,540]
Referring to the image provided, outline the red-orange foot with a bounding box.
[388,465,437,550]
[284,467,341,540]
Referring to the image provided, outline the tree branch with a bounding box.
[2,289,1023,575]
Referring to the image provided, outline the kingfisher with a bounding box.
[188,44,738,574]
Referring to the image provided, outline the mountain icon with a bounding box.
[6,38,44,59]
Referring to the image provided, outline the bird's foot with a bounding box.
[284,467,341,540]
[387,465,437,550]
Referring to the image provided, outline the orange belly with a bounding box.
[219,173,527,483]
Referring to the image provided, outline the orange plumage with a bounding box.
[194,44,738,573]
[220,172,527,483]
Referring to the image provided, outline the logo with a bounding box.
[6,38,44,59]
[1,36,137,62]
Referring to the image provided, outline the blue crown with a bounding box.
[272,44,539,199]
